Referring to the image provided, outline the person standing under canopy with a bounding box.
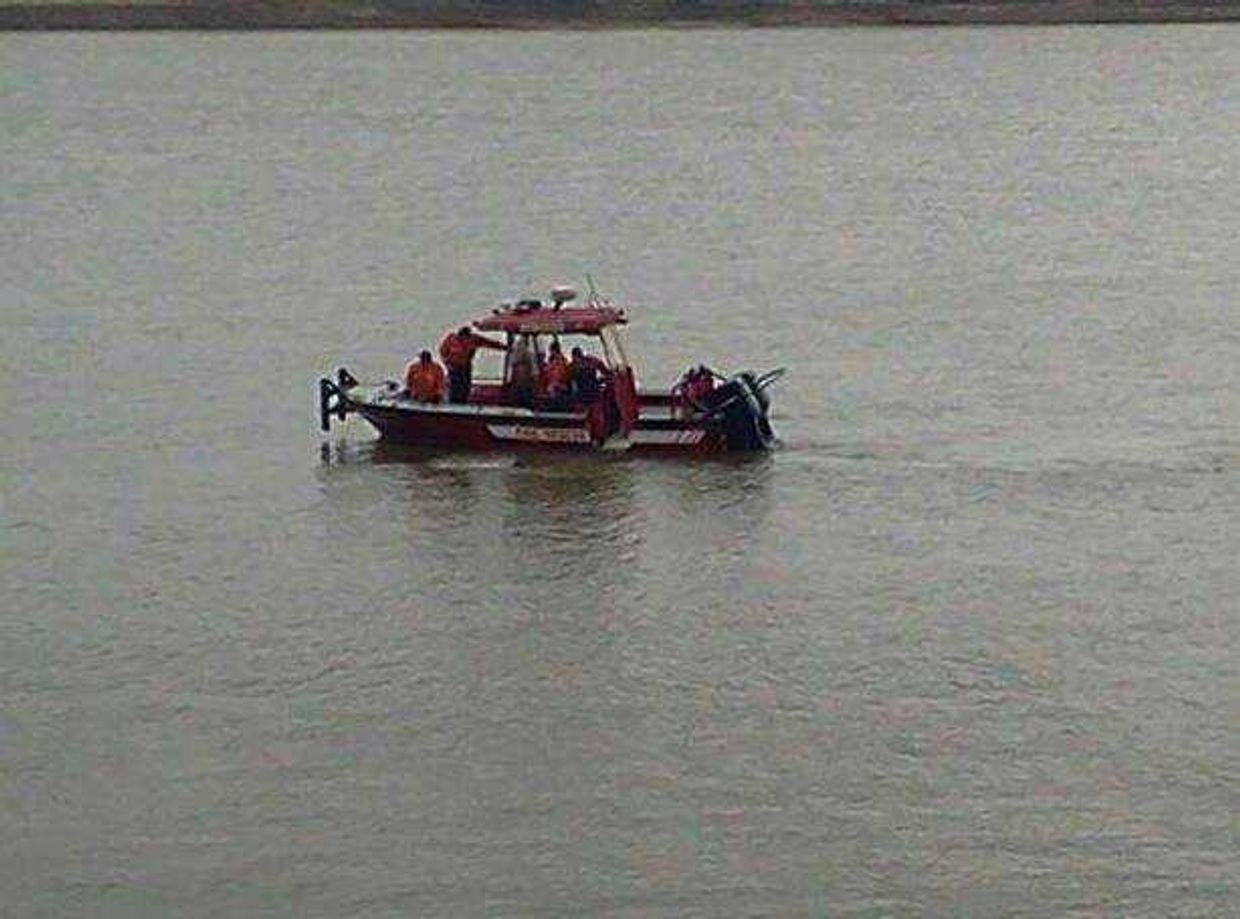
[439,326,507,403]
[540,340,573,410]
[405,350,446,403]
[569,346,609,405]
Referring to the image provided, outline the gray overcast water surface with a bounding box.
[3,25,1238,917]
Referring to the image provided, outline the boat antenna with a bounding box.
[586,273,599,306]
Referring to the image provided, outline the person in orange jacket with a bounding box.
[539,340,573,410]
[405,350,446,403]
[439,326,508,403]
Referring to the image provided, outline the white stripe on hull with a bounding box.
[628,429,706,445]
[487,424,592,445]
[485,424,706,447]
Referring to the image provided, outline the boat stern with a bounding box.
[705,367,785,451]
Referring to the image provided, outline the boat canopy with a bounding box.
[473,305,627,336]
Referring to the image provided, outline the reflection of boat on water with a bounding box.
[319,285,784,455]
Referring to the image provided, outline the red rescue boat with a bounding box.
[319,287,783,454]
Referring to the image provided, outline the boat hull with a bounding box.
[321,362,780,454]
[337,386,730,454]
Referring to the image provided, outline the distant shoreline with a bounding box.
[4,2,1240,32]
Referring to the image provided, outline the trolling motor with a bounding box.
[319,367,358,432]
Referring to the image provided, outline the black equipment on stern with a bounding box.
[319,367,358,432]
[700,368,784,451]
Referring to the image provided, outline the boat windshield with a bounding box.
[471,345,507,384]
[477,330,624,390]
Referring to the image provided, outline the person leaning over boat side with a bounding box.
[685,365,716,407]
[439,326,507,403]
[405,350,446,403]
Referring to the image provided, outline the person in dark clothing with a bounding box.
[569,346,609,405]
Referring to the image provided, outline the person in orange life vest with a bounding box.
[439,326,507,403]
[539,340,573,410]
[569,346,609,405]
[405,350,446,403]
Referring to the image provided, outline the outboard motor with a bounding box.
[701,368,784,451]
